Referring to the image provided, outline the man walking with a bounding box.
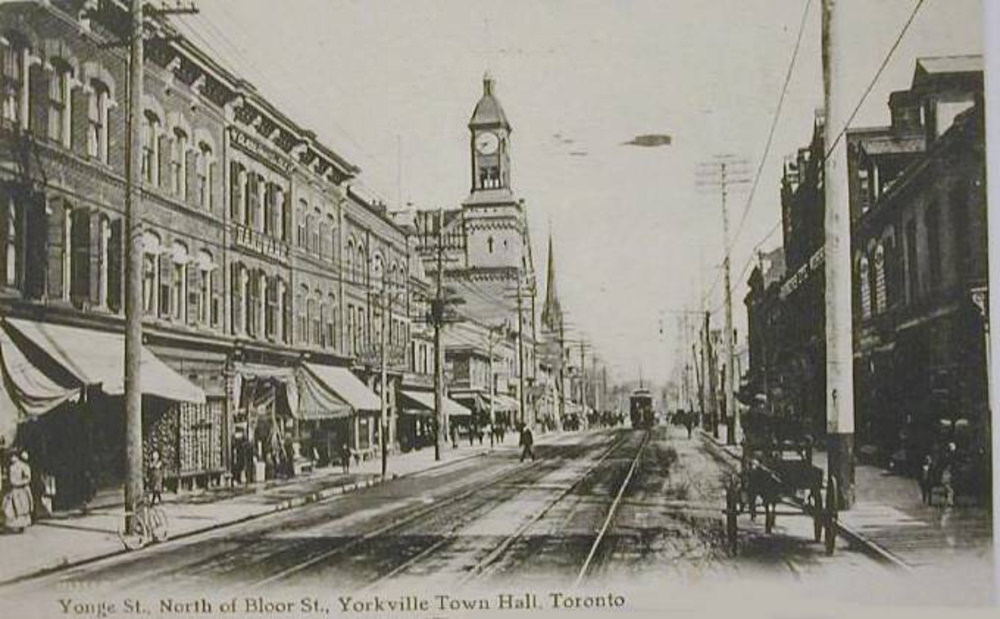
[519,425,535,462]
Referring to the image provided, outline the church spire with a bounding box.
[541,230,563,334]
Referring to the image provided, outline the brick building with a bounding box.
[0,0,431,508]
[743,55,989,502]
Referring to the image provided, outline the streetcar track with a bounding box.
[243,432,626,590]
[574,430,651,585]
[358,432,636,591]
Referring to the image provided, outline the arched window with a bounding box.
[873,243,886,314]
[88,79,110,163]
[327,214,336,263]
[141,111,160,185]
[372,253,384,291]
[171,126,188,196]
[327,292,337,349]
[859,255,871,320]
[142,232,161,315]
[1,33,29,128]
[297,199,308,247]
[356,244,366,284]
[311,207,321,255]
[345,239,354,283]
[196,250,214,326]
[170,242,188,322]
[307,293,319,346]
[264,274,278,339]
[197,142,214,209]
[298,284,309,344]
[487,236,494,253]
[48,58,72,146]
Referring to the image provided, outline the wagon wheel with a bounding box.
[809,483,823,542]
[725,476,739,555]
[824,475,839,556]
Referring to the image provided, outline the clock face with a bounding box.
[475,132,499,155]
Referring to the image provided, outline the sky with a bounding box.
[176,0,984,387]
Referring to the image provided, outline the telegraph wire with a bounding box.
[822,0,928,161]
[727,0,813,252]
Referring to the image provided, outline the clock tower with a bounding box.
[469,72,512,193]
[461,73,525,272]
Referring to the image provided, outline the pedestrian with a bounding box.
[519,425,535,462]
[940,442,957,508]
[918,454,933,505]
[684,412,694,439]
[2,451,33,532]
[340,442,352,474]
[147,450,164,505]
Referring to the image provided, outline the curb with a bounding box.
[0,448,491,587]
[696,430,912,571]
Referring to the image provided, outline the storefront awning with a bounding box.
[400,389,471,418]
[491,394,519,411]
[303,363,380,412]
[4,318,205,404]
[295,365,353,421]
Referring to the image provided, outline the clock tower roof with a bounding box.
[469,72,511,131]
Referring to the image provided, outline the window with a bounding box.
[327,293,337,349]
[372,253,384,291]
[327,215,336,263]
[98,216,110,307]
[246,269,261,338]
[198,144,213,209]
[487,236,494,253]
[356,245,366,284]
[1,37,27,127]
[229,161,244,220]
[265,276,277,339]
[859,255,871,320]
[873,243,886,314]
[142,232,161,315]
[310,291,321,346]
[263,183,275,236]
[858,167,871,214]
[3,194,16,287]
[48,59,71,146]
[345,240,354,283]
[87,80,109,162]
[906,219,919,303]
[926,203,941,288]
[297,199,308,247]
[196,250,213,326]
[297,285,308,343]
[311,207,321,254]
[170,243,188,322]
[142,112,159,185]
[171,128,187,196]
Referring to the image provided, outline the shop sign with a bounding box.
[234,224,290,263]
[780,247,825,300]
[229,125,295,176]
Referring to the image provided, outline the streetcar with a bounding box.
[629,388,655,429]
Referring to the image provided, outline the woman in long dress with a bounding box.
[3,451,33,532]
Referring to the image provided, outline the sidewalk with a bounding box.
[0,435,517,586]
[701,424,992,570]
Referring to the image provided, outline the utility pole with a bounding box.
[558,321,566,427]
[486,324,503,447]
[433,209,445,461]
[115,0,198,536]
[123,0,145,535]
[705,312,719,439]
[578,340,590,414]
[822,0,855,508]
[697,157,749,446]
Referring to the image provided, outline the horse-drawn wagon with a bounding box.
[722,410,840,555]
